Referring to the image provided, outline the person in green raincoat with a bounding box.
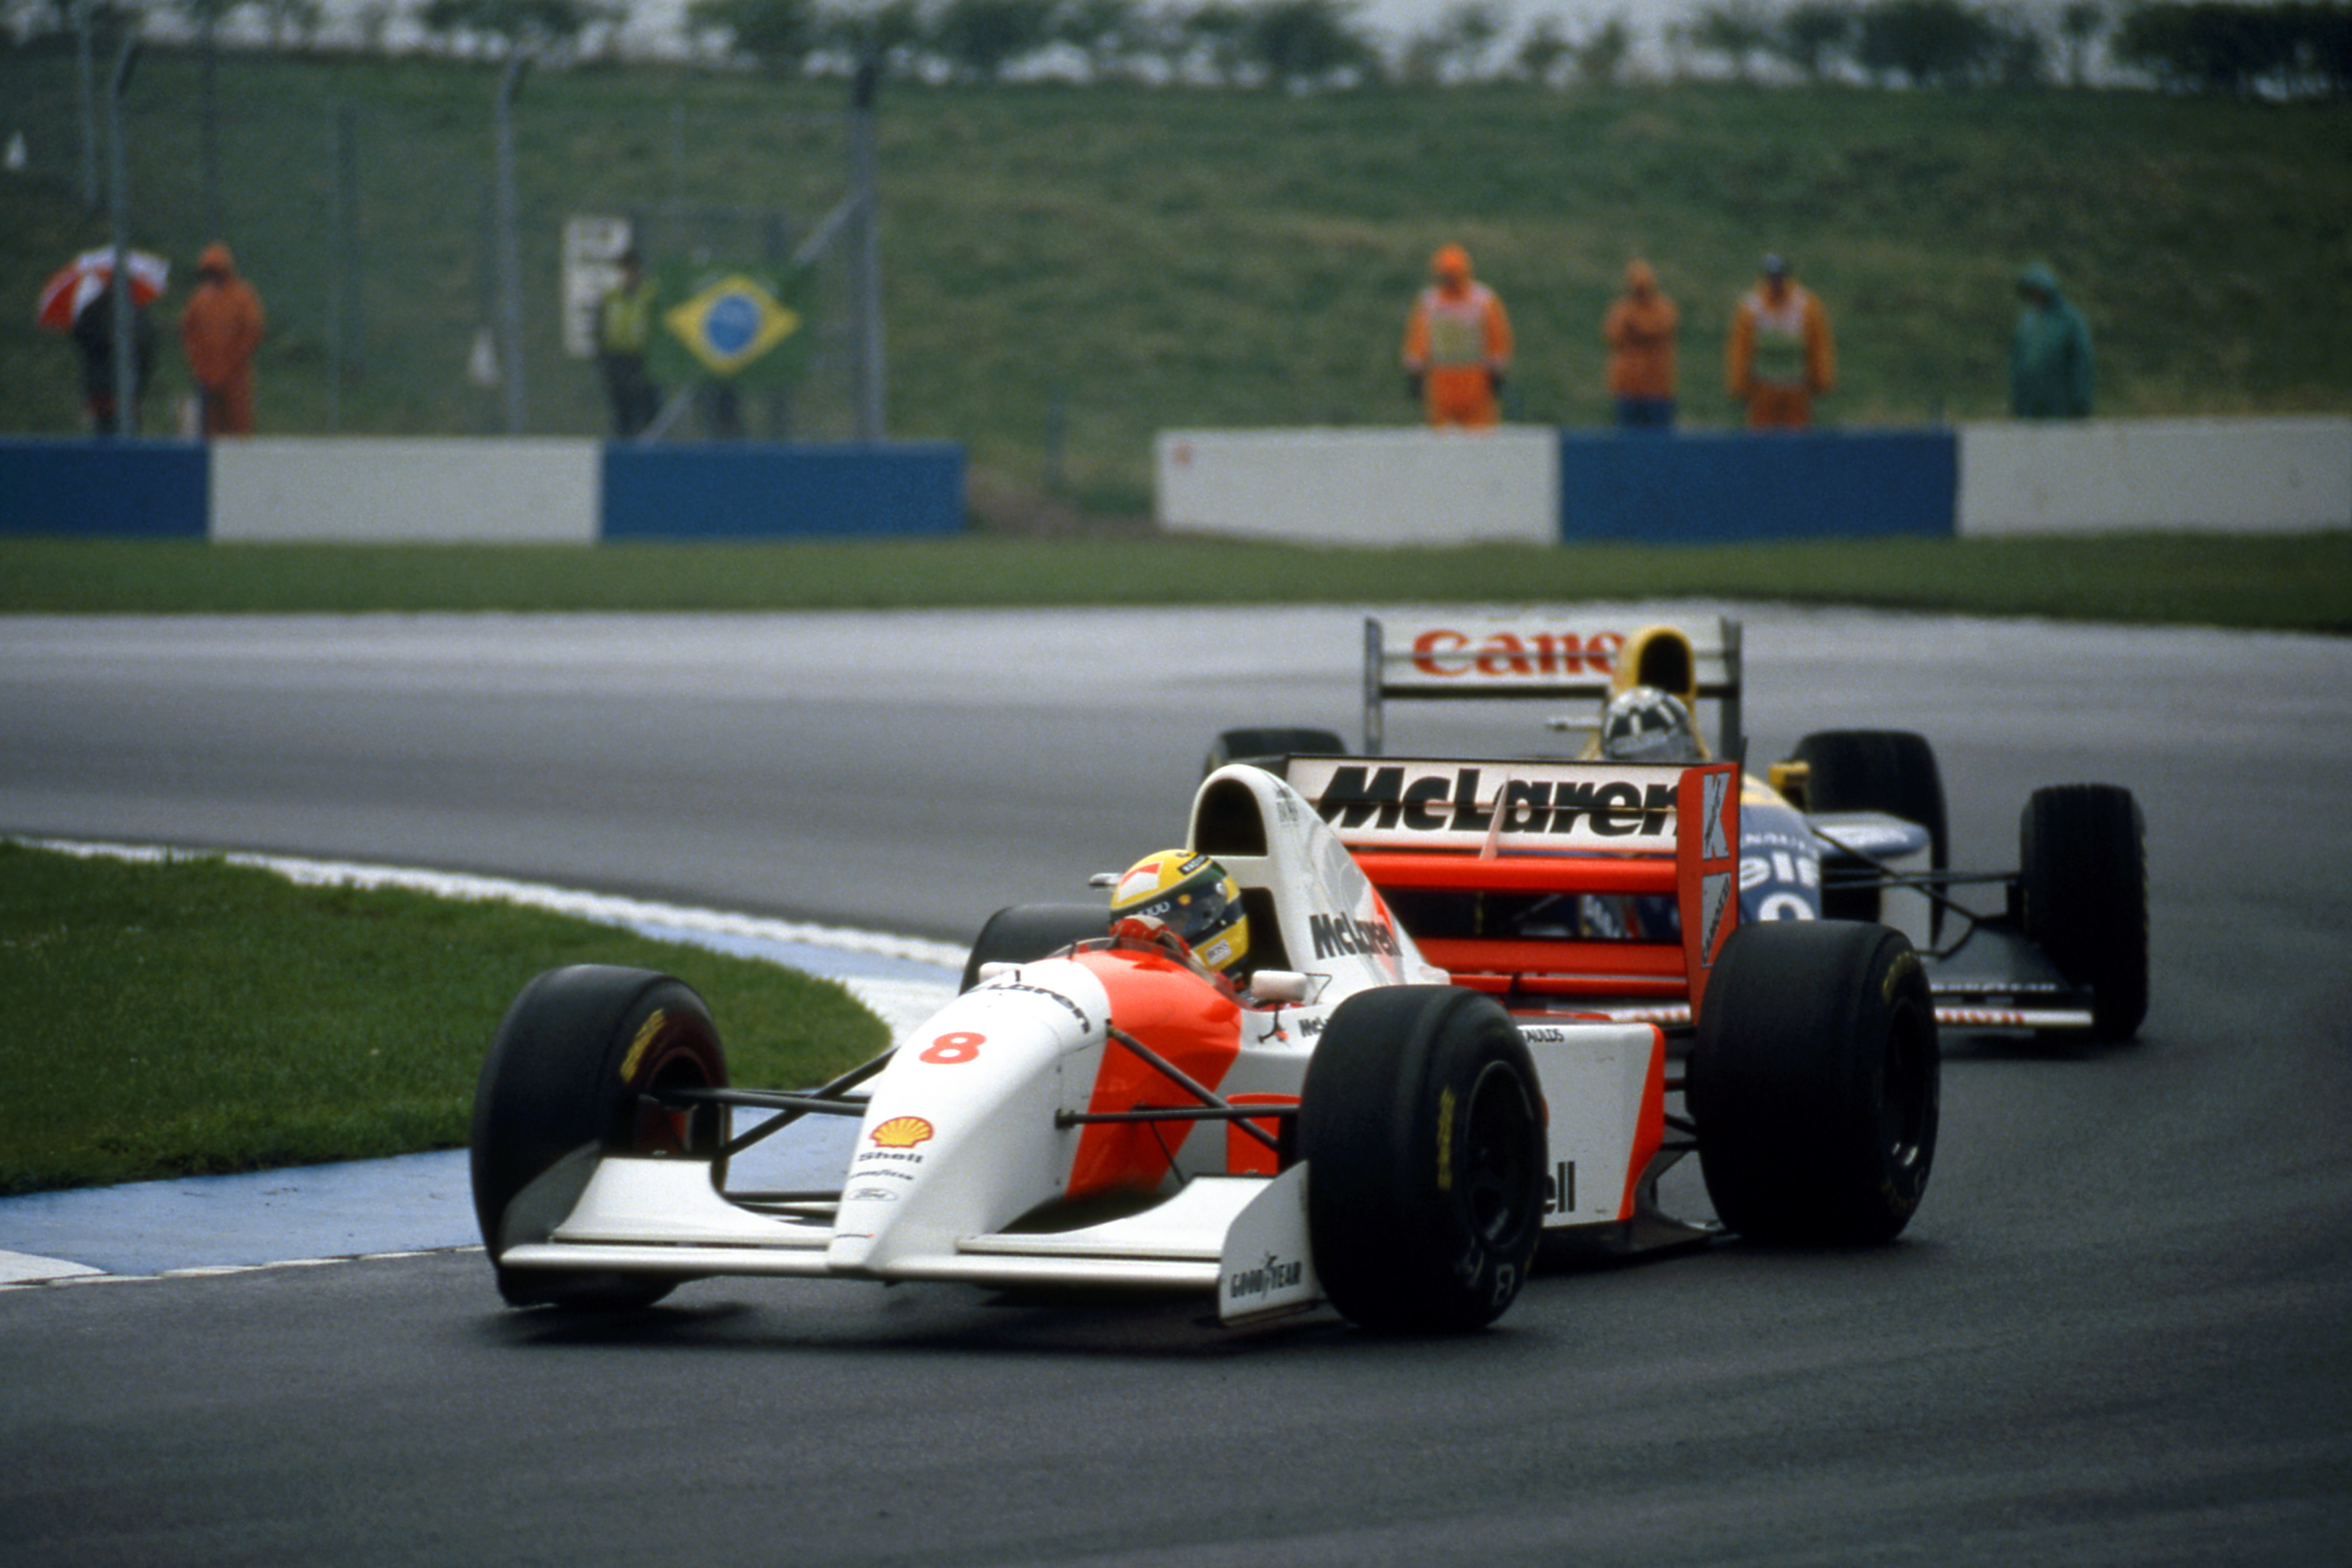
[2010,263,2094,419]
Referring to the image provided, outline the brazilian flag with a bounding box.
[646,260,817,388]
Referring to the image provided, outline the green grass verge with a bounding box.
[0,842,890,1196]
[3,533,2348,632]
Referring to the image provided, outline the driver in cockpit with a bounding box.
[1105,849,1251,980]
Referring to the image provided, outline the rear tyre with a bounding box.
[1788,730,1948,926]
[471,965,728,1310]
[960,903,1111,992]
[1689,921,1938,1245]
[1298,986,1545,1332]
[2022,784,2148,1042]
[1203,726,1349,779]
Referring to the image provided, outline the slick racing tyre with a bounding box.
[471,966,728,1310]
[2022,783,2148,1042]
[1689,921,1938,1246]
[1202,726,1349,779]
[1298,986,1545,1333]
[959,903,1113,992]
[1788,730,1949,927]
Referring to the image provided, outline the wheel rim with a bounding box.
[1460,1059,1539,1244]
[628,1040,723,1157]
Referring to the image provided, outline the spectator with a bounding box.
[179,242,267,437]
[2010,263,2094,419]
[71,291,154,437]
[1603,258,1679,429]
[1401,244,1512,429]
[596,248,662,437]
[1726,254,1834,429]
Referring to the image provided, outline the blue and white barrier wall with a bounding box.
[1155,418,2351,544]
[0,436,966,542]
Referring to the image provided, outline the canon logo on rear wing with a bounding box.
[1396,628,1626,684]
[1289,758,1700,851]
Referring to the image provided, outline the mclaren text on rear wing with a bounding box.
[1287,756,1741,1014]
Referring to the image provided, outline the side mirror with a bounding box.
[1768,759,1812,811]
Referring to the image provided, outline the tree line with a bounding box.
[13,0,2351,98]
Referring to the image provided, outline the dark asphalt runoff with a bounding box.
[3,606,2348,1566]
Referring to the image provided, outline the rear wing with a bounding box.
[1286,755,1741,1016]
[1362,614,1743,760]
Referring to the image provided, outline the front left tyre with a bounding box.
[960,903,1114,991]
[1297,986,1546,1333]
[471,965,728,1310]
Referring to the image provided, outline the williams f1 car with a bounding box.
[472,751,1937,1334]
[1207,613,2146,1042]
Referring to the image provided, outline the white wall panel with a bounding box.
[1958,418,2351,536]
[1155,428,1559,546]
[210,438,600,543]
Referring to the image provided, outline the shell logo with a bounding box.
[869,1116,935,1150]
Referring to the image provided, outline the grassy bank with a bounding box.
[0,842,890,1195]
[3,532,2348,631]
[2,50,2347,507]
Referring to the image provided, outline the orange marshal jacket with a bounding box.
[180,257,267,391]
[1603,266,1678,399]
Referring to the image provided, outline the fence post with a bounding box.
[106,38,138,435]
[75,0,98,210]
[329,104,357,432]
[493,50,531,436]
[199,21,220,240]
[848,58,885,443]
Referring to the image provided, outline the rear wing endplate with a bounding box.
[1362,614,1743,760]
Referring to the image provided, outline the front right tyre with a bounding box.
[1689,921,1938,1246]
[2021,783,2148,1042]
[1297,986,1545,1332]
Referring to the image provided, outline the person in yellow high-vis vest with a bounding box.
[597,249,661,437]
[1402,244,1513,429]
[1725,254,1834,430]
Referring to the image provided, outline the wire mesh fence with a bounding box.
[7,45,880,441]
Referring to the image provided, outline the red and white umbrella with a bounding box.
[34,247,169,332]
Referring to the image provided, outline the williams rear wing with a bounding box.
[1362,614,1743,760]
[1286,755,1741,1016]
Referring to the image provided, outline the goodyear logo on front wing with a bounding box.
[662,273,801,378]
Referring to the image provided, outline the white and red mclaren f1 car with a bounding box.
[472,753,1938,1334]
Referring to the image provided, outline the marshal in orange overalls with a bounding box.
[1402,244,1512,430]
[1725,256,1834,430]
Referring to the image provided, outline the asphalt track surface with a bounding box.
[3,606,2348,1566]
